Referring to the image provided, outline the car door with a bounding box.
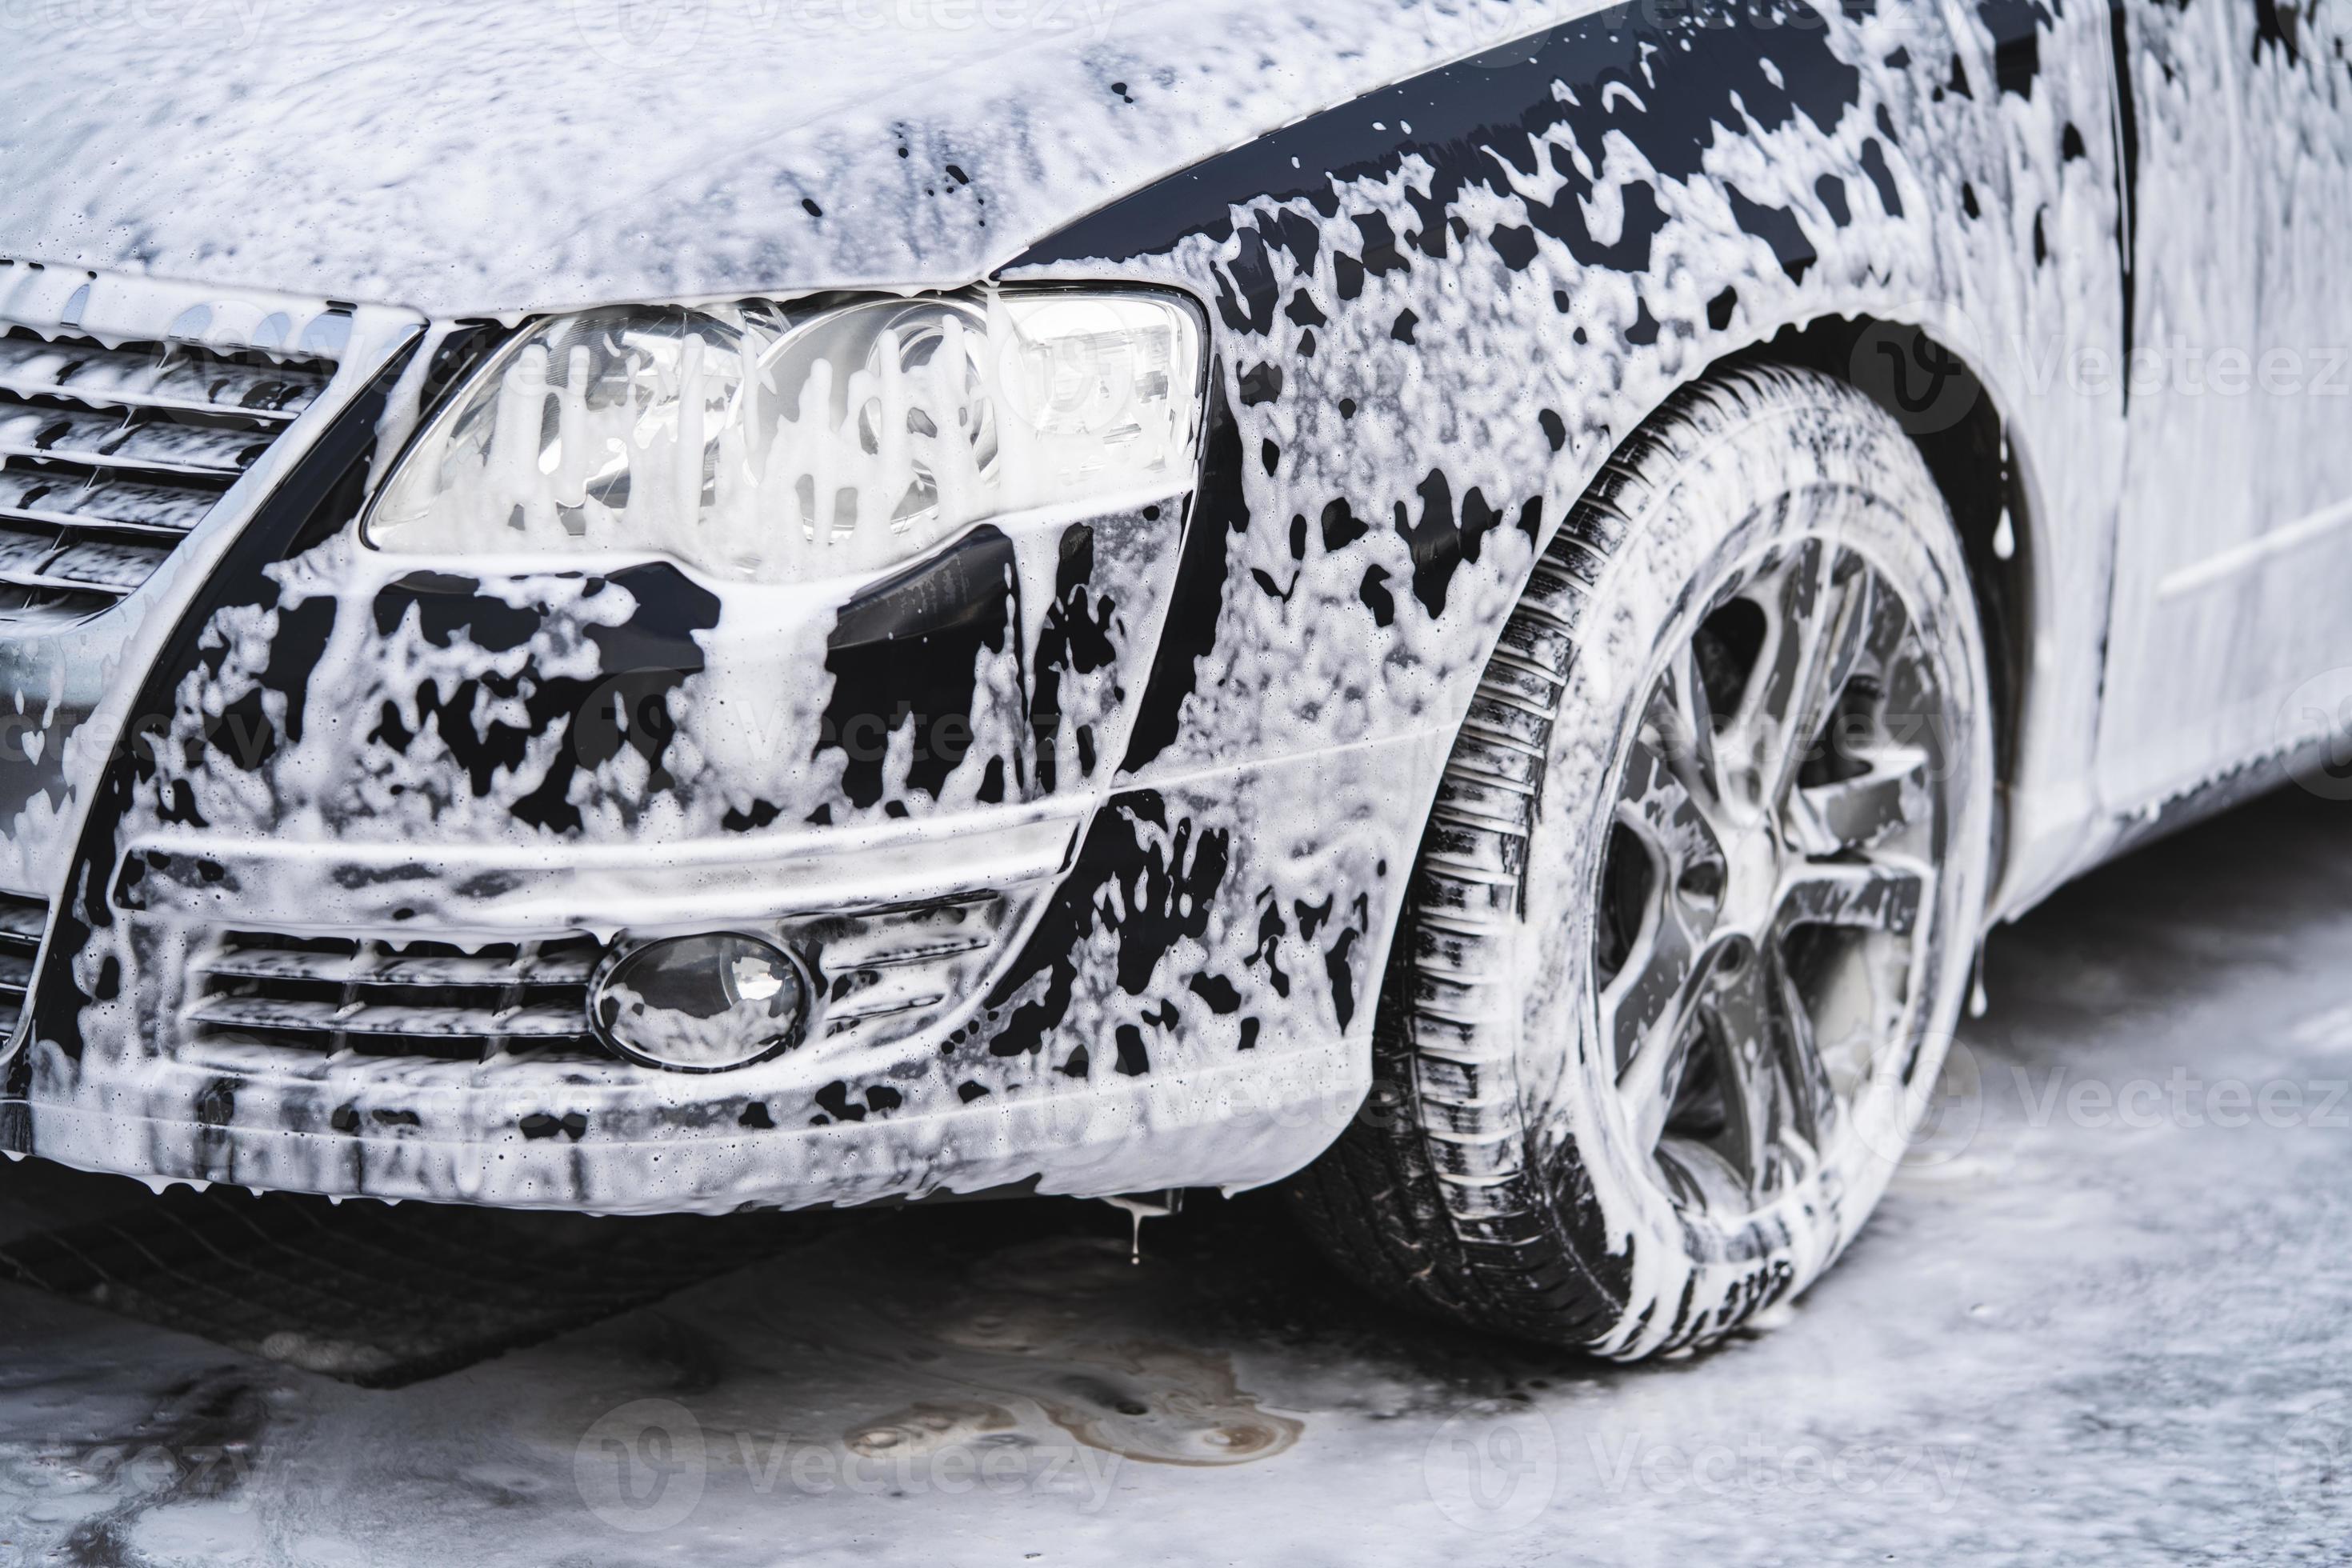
[2097,0,2352,809]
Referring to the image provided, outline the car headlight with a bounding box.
[364,287,1205,582]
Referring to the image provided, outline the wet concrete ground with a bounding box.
[4,787,2351,1565]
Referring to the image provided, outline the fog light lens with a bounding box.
[590,933,809,1072]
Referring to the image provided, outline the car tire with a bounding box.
[1290,364,1995,1357]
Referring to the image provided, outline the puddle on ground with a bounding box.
[833,1234,1302,1466]
[522,1222,1310,1481]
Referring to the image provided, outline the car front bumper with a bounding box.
[8,740,1399,1213]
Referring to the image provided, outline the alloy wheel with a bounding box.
[1594,537,1948,1214]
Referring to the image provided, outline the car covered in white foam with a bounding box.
[0,0,2346,1355]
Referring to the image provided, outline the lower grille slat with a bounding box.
[0,890,46,1040]
[186,996,594,1042]
[187,931,608,1063]
[198,945,599,990]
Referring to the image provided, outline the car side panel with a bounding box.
[2097,0,2352,810]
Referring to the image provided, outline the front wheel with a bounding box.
[1292,365,1994,1357]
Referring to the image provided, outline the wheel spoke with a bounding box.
[1616,730,1727,886]
[1818,569,1875,720]
[1856,568,1914,672]
[1654,640,1726,816]
[1723,545,1870,815]
[1777,858,1926,936]
[1606,731,1729,1119]
[1785,743,1929,856]
[1623,1011,1704,1154]
[1769,942,1838,1152]
[1725,543,1825,806]
[1695,950,1782,1197]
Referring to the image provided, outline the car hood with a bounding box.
[0,0,1559,318]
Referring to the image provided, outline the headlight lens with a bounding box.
[365,288,1204,582]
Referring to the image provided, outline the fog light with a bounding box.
[589,933,809,1073]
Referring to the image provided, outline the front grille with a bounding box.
[186,932,608,1062]
[181,892,1027,1070]
[0,890,44,1041]
[0,326,334,621]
